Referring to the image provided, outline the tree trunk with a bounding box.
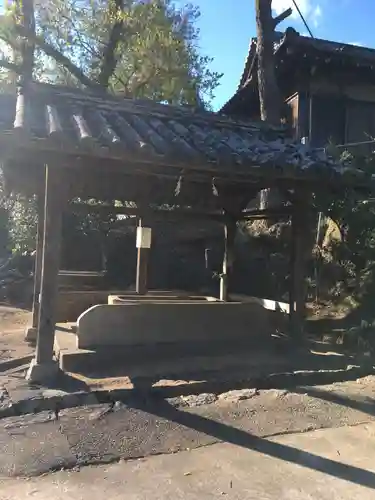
[255,0,281,124]
[255,0,291,210]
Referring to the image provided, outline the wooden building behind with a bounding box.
[222,28,375,152]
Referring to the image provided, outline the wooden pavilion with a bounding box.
[0,81,372,383]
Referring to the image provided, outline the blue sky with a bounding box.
[188,0,375,110]
[1,0,372,110]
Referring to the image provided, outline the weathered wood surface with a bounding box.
[31,187,45,329]
[35,165,65,364]
[289,194,311,337]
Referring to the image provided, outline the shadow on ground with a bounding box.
[293,384,375,418]
[128,396,375,490]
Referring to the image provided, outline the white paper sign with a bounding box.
[136,227,152,248]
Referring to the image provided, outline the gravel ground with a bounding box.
[0,376,374,477]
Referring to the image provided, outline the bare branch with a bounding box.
[273,7,292,27]
[59,13,100,59]
[112,72,129,92]
[14,24,100,90]
[98,0,125,88]
[0,58,22,74]
[0,33,19,51]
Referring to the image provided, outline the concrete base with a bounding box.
[56,290,218,323]
[54,327,281,375]
[24,326,37,343]
[25,358,60,384]
[54,326,353,383]
[77,300,273,349]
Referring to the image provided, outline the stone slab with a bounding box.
[57,289,214,322]
[108,294,219,304]
[55,328,285,375]
[77,301,273,349]
[57,289,132,322]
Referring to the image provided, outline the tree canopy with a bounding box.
[0,0,222,255]
[0,0,222,107]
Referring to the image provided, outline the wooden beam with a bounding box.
[67,203,293,221]
[3,135,358,187]
[35,166,65,365]
[68,203,224,220]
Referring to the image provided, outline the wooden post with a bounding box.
[136,220,151,295]
[25,187,45,342]
[220,224,229,301]
[32,194,45,327]
[289,210,297,332]
[220,218,236,302]
[26,165,65,383]
[289,201,307,338]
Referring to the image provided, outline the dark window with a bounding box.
[310,95,346,147]
[345,100,375,155]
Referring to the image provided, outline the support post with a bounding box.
[136,220,151,295]
[289,199,308,339]
[25,188,45,342]
[220,224,229,301]
[26,166,65,383]
[220,218,236,302]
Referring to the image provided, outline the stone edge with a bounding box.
[0,365,373,420]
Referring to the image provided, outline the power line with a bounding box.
[291,0,314,38]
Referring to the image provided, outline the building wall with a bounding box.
[294,78,375,150]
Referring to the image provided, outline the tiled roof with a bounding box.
[0,82,370,185]
[236,29,375,93]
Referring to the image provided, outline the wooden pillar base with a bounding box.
[219,218,236,302]
[136,224,151,295]
[289,194,309,338]
[136,247,150,295]
[220,274,228,301]
[26,358,59,384]
[24,326,37,343]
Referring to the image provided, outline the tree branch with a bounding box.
[59,13,100,59]
[98,0,125,88]
[0,58,22,74]
[18,0,35,84]
[14,24,100,90]
[273,7,292,27]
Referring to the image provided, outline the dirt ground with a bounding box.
[0,305,32,363]
[0,305,31,330]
